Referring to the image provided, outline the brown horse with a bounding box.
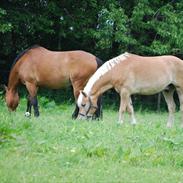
[5,45,103,118]
[77,53,183,128]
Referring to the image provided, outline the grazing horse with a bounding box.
[77,52,183,128]
[5,45,103,118]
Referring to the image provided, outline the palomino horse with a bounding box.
[5,45,103,118]
[77,53,183,128]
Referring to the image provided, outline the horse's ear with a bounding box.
[80,90,87,98]
[4,85,8,92]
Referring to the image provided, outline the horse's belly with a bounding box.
[134,82,169,95]
[37,76,70,89]
[131,70,172,95]
[137,87,165,95]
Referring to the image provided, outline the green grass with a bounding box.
[1,98,183,183]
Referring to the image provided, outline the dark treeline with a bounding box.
[0,0,183,110]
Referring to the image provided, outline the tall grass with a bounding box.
[0,97,183,183]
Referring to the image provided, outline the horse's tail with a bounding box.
[96,57,103,69]
[11,45,40,68]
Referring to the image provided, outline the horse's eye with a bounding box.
[81,103,86,107]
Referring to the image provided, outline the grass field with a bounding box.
[1,97,183,183]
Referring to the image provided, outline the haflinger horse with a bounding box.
[77,52,183,128]
[5,45,103,119]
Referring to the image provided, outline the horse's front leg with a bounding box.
[118,89,129,124]
[162,89,176,128]
[71,79,85,119]
[95,95,103,120]
[24,95,32,117]
[25,82,39,117]
[72,104,79,119]
[126,97,136,125]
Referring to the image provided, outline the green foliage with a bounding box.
[1,0,183,59]
[128,0,183,55]
[1,0,183,111]
[0,8,12,33]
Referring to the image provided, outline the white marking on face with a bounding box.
[77,93,83,108]
[77,92,91,119]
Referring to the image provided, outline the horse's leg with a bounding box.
[25,82,39,117]
[162,89,176,128]
[24,95,32,117]
[176,88,183,128]
[71,86,79,119]
[126,97,136,125]
[95,95,103,120]
[70,81,81,119]
[118,89,129,124]
[72,104,79,119]
[31,96,39,117]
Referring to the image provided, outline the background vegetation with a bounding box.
[0,0,183,108]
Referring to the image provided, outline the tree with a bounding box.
[1,0,183,108]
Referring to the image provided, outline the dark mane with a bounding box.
[11,45,40,68]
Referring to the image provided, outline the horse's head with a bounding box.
[4,86,19,111]
[77,90,98,120]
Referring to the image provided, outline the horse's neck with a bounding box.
[8,66,20,91]
[87,72,112,98]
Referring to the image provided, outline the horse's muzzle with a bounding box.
[77,113,87,120]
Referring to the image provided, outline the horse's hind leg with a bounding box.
[25,82,39,117]
[162,88,176,128]
[176,87,183,128]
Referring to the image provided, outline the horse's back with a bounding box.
[120,54,182,72]
[19,48,97,72]
[15,47,98,89]
[112,54,183,95]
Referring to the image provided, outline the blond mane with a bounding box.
[84,52,129,95]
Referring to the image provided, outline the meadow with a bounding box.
[1,96,183,183]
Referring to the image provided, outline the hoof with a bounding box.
[167,123,172,128]
[72,115,77,120]
[25,112,31,117]
[131,119,137,125]
[131,122,137,126]
[34,113,40,117]
[117,120,124,125]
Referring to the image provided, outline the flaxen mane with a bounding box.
[84,52,129,94]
